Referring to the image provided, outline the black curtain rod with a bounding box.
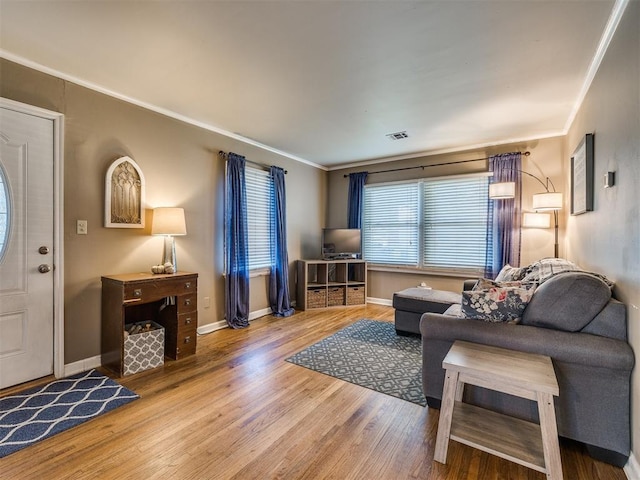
[219,150,288,174]
[342,151,530,177]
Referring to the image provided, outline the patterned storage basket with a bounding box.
[123,321,164,375]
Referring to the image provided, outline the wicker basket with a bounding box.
[327,287,345,306]
[346,286,365,305]
[307,288,327,308]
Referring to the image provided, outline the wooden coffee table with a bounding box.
[434,341,562,480]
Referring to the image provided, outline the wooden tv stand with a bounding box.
[296,259,366,310]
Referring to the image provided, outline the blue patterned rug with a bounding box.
[286,319,425,406]
[0,369,138,457]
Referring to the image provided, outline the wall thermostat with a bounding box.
[603,171,615,188]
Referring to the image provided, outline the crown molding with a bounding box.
[0,50,327,172]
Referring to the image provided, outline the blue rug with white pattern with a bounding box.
[286,319,425,406]
[0,369,138,457]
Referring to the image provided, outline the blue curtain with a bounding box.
[347,172,368,229]
[269,166,294,317]
[485,153,522,278]
[225,153,250,328]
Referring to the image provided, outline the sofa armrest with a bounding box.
[420,313,634,371]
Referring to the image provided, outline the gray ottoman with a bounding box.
[393,287,461,335]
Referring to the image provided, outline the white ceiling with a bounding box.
[0,1,620,169]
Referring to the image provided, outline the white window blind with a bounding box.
[245,166,273,270]
[362,175,489,272]
[422,176,488,271]
[362,182,419,265]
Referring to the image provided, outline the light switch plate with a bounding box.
[77,220,88,235]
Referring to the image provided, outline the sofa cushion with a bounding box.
[392,287,461,314]
[521,257,580,284]
[443,303,462,317]
[495,264,527,282]
[474,277,533,290]
[521,271,612,331]
[461,283,534,323]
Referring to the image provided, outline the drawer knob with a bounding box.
[185,317,192,324]
[184,298,191,306]
[184,336,191,344]
[185,282,191,289]
[133,289,142,297]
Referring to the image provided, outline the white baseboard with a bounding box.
[625,452,639,480]
[64,355,102,377]
[197,320,228,335]
[249,307,273,321]
[366,297,393,306]
[197,307,274,336]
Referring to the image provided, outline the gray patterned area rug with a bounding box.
[286,319,425,406]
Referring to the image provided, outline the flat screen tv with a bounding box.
[322,228,361,259]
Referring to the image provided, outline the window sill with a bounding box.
[367,264,482,279]
[250,268,270,278]
[221,268,271,279]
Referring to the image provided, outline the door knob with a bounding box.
[38,264,51,273]
[39,246,50,255]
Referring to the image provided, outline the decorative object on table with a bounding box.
[489,162,563,257]
[286,319,425,406]
[151,207,186,273]
[0,369,138,458]
[571,133,595,215]
[105,156,145,228]
[150,262,175,274]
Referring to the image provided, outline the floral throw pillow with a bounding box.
[462,282,535,323]
[474,277,533,290]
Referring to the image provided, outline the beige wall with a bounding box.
[1,59,327,364]
[327,136,566,300]
[564,1,639,465]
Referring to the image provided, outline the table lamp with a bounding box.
[151,207,186,272]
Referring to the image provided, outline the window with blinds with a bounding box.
[422,176,488,272]
[245,166,274,270]
[362,182,419,265]
[362,175,489,272]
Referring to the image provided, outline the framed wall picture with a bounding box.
[105,156,146,228]
[571,133,594,215]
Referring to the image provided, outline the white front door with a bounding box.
[0,102,60,389]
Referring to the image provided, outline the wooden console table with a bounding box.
[101,272,198,376]
[434,341,562,480]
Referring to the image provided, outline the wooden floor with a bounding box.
[1,305,627,480]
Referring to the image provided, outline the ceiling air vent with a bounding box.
[386,131,409,140]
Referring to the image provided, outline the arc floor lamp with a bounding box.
[489,172,563,257]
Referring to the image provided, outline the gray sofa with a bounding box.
[420,271,635,467]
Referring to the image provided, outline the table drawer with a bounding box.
[177,293,197,314]
[178,312,197,333]
[176,331,197,358]
[124,277,197,303]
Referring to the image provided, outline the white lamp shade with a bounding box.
[532,192,563,211]
[152,207,187,236]
[489,182,516,199]
[522,212,551,228]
